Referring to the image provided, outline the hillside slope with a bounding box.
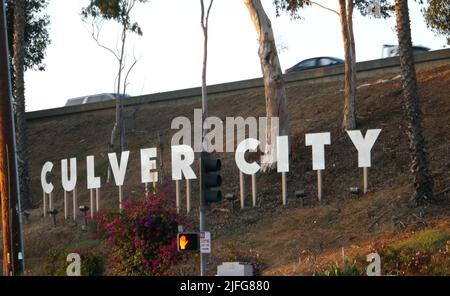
[2,63,449,275]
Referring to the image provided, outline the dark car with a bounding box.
[381,44,430,58]
[64,93,129,106]
[285,57,344,74]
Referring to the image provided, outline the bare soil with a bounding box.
[1,63,449,275]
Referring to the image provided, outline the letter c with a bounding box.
[41,161,54,194]
[235,138,261,175]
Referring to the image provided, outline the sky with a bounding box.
[24,0,449,112]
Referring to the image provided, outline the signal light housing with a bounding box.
[177,232,200,252]
[200,152,222,205]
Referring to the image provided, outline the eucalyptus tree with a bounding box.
[273,0,393,130]
[81,0,147,181]
[422,0,449,44]
[244,0,289,171]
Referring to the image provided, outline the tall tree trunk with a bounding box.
[107,25,127,183]
[12,0,29,210]
[339,0,356,130]
[244,0,289,172]
[201,0,212,140]
[346,0,357,127]
[118,24,127,152]
[395,0,434,205]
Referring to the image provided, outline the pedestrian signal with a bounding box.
[177,232,200,252]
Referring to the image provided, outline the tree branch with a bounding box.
[123,54,141,94]
[88,20,121,61]
[200,0,205,28]
[309,1,339,16]
[206,0,214,26]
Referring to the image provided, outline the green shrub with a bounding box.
[321,207,340,224]
[390,229,450,253]
[45,245,105,276]
[314,260,365,276]
[379,229,450,275]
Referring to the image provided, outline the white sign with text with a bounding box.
[200,231,211,254]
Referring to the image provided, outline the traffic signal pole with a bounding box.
[200,14,208,274]
[0,0,25,276]
[200,0,214,276]
[200,16,208,277]
[199,157,206,276]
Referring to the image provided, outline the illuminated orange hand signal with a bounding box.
[179,235,189,250]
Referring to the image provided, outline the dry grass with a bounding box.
[1,63,449,275]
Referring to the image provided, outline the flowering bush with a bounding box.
[94,187,191,275]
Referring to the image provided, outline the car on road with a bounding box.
[381,44,430,58]
[65,93,129,106]
[285,57,344,74]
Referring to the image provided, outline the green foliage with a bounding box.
[355,0,394,18]
[391,229,450,253]
[379,229,450,275]
[314,260,365,276]
[45,241,105,276]
[422,0,450,44]
[5,0,51,71]
[95,158,110,180]
[72,239,102,251]
[320,207,340,224]
[272,0,310,19]
[272,0,394,19]
[81,0,148,35]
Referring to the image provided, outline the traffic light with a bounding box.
[177,232,199,252]
[200,152,222,204]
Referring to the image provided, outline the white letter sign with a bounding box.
[41,161,54,194]
[108,151,130,186]
[305,132,331,170]
[171,145,196,180]
[347,129,381,167]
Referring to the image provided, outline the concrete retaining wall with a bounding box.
[26,48,450,121]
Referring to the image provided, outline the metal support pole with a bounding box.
[199,6,213,275]
[64,191,67,219]
[0,3,25,273]
[43,191,47,217]
[282,172,287,206]
[119,186,123,213]
[186,179,191,213]
[363,167,368,194]
[73,187,77,222]
[240,171,245,209]
[83,212,88,229]
[251,174,256,207]
[175,180,180,214]
[49,192,53,211]
[90,189,94,217]
[199,157,206,276]
[317,170,323,202]
[96,188,100,212]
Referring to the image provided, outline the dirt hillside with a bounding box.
[2,63,449,275]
